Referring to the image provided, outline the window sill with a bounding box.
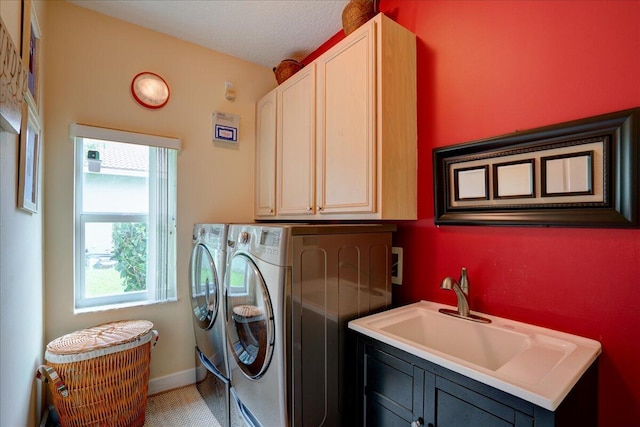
[74,297,178,315]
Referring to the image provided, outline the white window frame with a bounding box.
[71,123,181,311]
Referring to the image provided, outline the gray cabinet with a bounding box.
[357,334,598,427]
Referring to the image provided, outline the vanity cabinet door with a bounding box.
[426,377,533,427]
[362,344,425,426]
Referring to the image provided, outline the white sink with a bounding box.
[348,300,601,411]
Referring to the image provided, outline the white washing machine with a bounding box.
[225,224,394,427]
[190,223,237,427]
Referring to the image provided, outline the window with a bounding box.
[72,124,181,311]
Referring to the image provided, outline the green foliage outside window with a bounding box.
[112,223,147,292]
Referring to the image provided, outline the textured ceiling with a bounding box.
[67,0,350,68]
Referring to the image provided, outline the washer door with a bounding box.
[225,253,274,379]
[190,243,219,330]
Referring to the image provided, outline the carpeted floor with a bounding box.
[145,384,221,426]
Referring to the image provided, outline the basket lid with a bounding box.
[47,320,154,355]
[233,304,263,318]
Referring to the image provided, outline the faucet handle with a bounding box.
[460,267,469,295]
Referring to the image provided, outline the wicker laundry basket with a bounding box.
[36,320,158,427]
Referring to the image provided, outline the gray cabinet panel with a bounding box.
[363,345,426,425]
[367,400,412,427]
[436,376,517,424]
[436,390,514,427]
[366,352,414,409]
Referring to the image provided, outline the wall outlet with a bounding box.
[392,247,403,285]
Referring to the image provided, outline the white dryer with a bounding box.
[190,223,234,426]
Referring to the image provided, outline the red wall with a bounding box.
[308,1,640,425]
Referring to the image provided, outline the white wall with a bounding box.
[0,1,46,425]
[43,0,275,397]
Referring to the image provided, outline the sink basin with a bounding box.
[375,307,532,371]
[348,300,601,411]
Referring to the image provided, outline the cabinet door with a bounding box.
[277,64,316,215]
[316,20,376,214]
[426,377,533,427]
[363,344,424,426]
[255,89,277,217]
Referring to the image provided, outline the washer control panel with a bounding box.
[227,225,288,266]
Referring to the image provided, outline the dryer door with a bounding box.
[225,253,274,379]
[190,243,219,330]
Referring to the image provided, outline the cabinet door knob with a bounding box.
[307,206,312,211]
[411,419,423,427]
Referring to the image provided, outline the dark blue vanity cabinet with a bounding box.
[356,334,598,427]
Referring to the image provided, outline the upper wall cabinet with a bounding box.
[254,13,417,220]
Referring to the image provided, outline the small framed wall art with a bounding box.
[18,103,40,213]
[433,107,640,227]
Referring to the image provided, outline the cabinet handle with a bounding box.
[307,206,312,211]
[318,206,323,211]
[411,419,424,427]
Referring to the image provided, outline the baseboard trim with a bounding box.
[147,368,196,395]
